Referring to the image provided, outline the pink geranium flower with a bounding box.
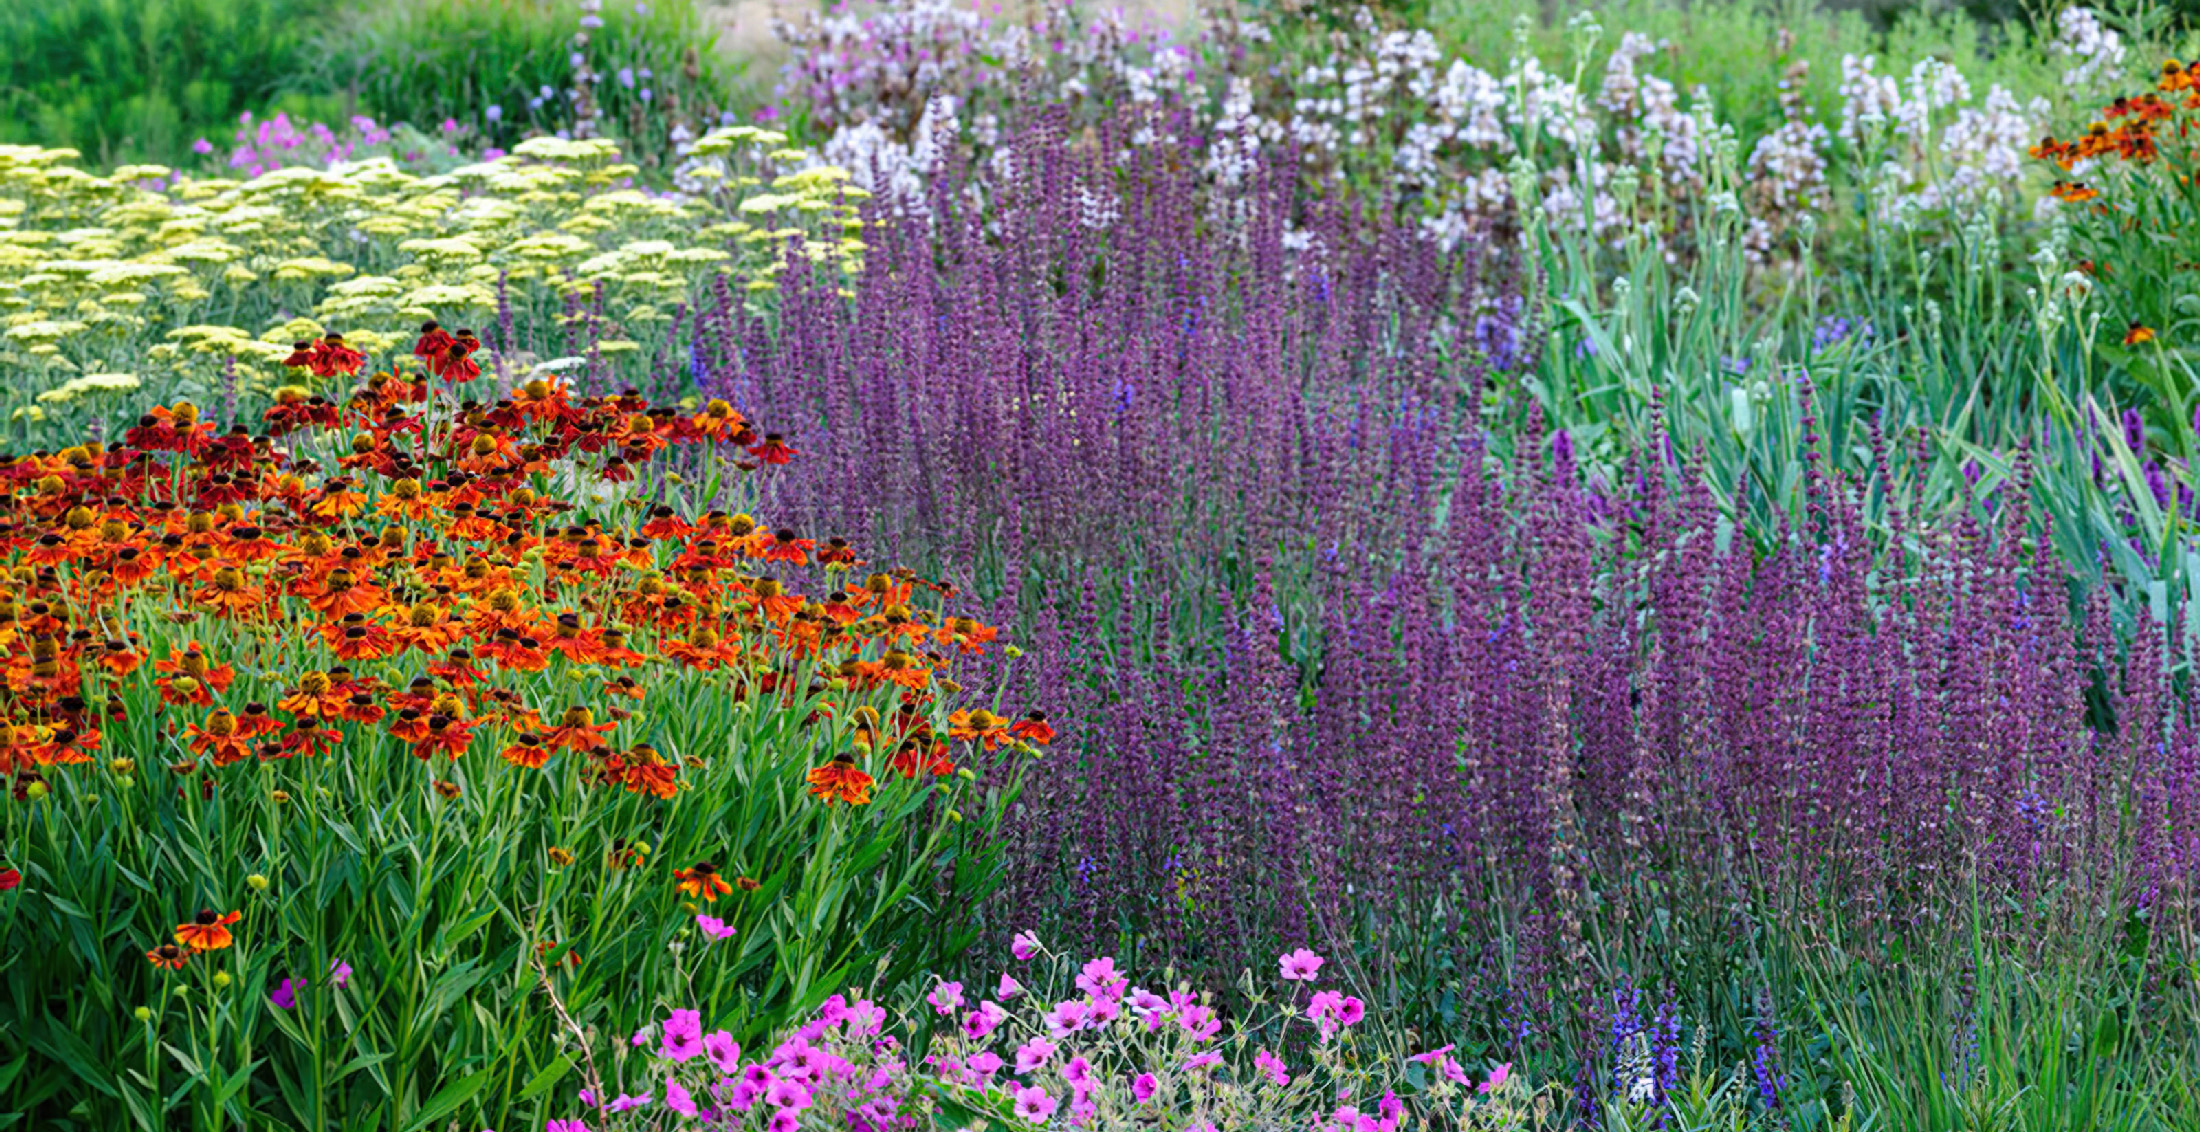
[1278,947,1325,982]
[705,1031,742,1075]
[659,1009,704,1062]
[1013,1085,1059,1124]
[1014,1036,1057,1073]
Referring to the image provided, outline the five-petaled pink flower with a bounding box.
[1307,990,1366,1040]
[664,1076,699,1117]
[705,1030,742,1075]
[696,913,737,940]
[764,1079,812,1110]
[1014,1036,1058,1073]
[659,1008,704,1062]
[927,980,965,1016]
[1075,956,1127,1000]
[1044,998,1090,1037]
[963,1000,1008,1040]
[1278,947,1325,982]
[1480,1061,1513,1094]
[1013,1084,1059,1124]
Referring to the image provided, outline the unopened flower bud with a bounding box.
[247,874,269,892]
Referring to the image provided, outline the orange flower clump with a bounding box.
[0,331,1052,818]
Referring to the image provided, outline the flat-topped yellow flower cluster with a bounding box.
[0,129,866,421]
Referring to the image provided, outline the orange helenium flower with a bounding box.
[174,909,241,951]
[807,754,875,805]
[674,861,734,902]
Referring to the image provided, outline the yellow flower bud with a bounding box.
[133,1006,153,1022]
[212,972,232,989]
[247,874,270,892]
[24,782,47,801]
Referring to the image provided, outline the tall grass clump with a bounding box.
[0,0,342,166]
[307,0,741,172]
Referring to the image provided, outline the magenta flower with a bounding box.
[1132,1072,1159,1103]
[329,959,352,988]
[1042,998,1089,1037]
[963,1000,1008,1040]
[1074,956,1126,1000]
[1010,931,1041,960]
[606,1092,651,1113]
[1480,1062,1512,1094]
[968,1050,1003,1077]
[1014,1036,1057,1073]
[1278,947,1325,982]
[768,1111,799,1132]
[660,1008,704,1062]
[1307,991,1365,1040]
[997,973,1024,1000]
[705,1030,742,1075]
[268,977,301,1010]
[663,1077,698,1117]
[764,1079,812,1110]
[844,997,887,1035]
[1012,1085,1059,1124]
[1184,1051,1222,1073]
[926,980,965,1016]
[695,914,737,940]
[1255,1048,1290,1086]
[546,1120,590,1132]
